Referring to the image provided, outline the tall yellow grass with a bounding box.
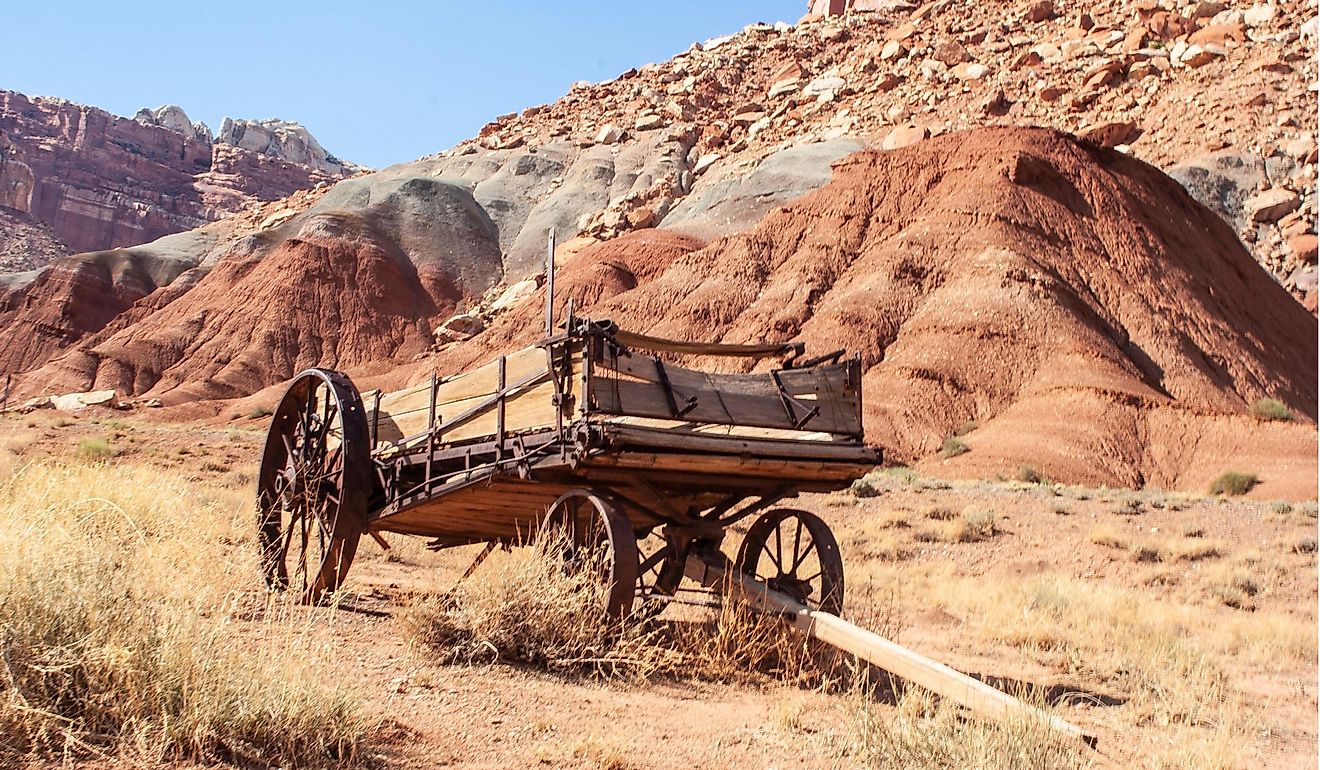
[0,453,368,765]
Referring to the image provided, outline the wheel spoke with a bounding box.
[790,533,818,573]
[762,540,783,572]
[790,518,803,573]
[773,522,784,574]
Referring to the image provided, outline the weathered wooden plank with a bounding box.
[373,345,581,448]
[587,451,874,481]
[684,555,1103,754]
[598,422,880,462]
[375,362,580,450]
[612,329,802,359]
[593,377,859,435]
[597,351,858,407]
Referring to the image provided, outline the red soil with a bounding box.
[16,214,457,402]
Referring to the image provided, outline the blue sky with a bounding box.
[2,1,804,168]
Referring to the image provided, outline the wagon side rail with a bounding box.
[583,335,865,441]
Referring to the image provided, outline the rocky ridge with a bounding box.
[447,0,1317,305]
[0,89,362,262]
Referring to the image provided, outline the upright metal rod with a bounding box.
[545,228,556,335]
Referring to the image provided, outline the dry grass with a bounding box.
[1161,537,1224,563]
[403,533,822,686]
[1204,566,1260,610]
[846,684,1094,769]
[914,509,996,544]
[836,562,1314,768]
[0,454,368,766]
[1087,526,1127,549]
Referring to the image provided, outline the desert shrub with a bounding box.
[1291,536,1317,555]
[0,458,367,765]
[1015,465,1041,483]
[247,405,274,420]
[1247,398,1291,422]
[1130,544,1161,563]
[1270,501,1293,516]
[76,437,114,461]
[952,420,979,436]
[939,436,969,458]
[1051,504,1072,516]
[1300,502,1318,519]
[851,478,884,498]
[1209,472,1258,496]
[1113,496,1143,515]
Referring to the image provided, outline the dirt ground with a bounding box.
[3,408,1315,768]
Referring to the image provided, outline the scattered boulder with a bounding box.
[951,62,991,81]
[51,389,116,411]
[1246,188,1302,223]
[1078,121,1140,148]
[881,124,931,150]
[634,114,665,131]
[1287,234,1318,263]
[491,278,539,312]
[803,76,848,97]
[1168,151,1268,231]
[434,312,486,344]
[595,124,624,144]
[1022,0,1055,22]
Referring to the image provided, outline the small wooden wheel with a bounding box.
[542,489,639,618]
[257,368,370,604]
[736,508,844,615]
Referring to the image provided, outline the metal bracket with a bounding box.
[654,357,698,418]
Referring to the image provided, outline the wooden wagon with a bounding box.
[256,315,881,617]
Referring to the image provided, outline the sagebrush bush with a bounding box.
[939,436,969,458]
[76,436,114,460]
[1209,472,1258,496]
[0,456,368,766]
[1247,398,1291,422]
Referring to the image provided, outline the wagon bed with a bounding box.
[257,316,880,617]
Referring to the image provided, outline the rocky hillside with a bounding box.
[455,0,1315,305]
[0,90,362,269]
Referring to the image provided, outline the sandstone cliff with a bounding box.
[0,90,360,262]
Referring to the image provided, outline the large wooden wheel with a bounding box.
[257,368,371,604]
[635,529,685,617]
[542,489,639,618]
[735,508,844,615]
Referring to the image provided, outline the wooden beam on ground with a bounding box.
[683,554,1112,760]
